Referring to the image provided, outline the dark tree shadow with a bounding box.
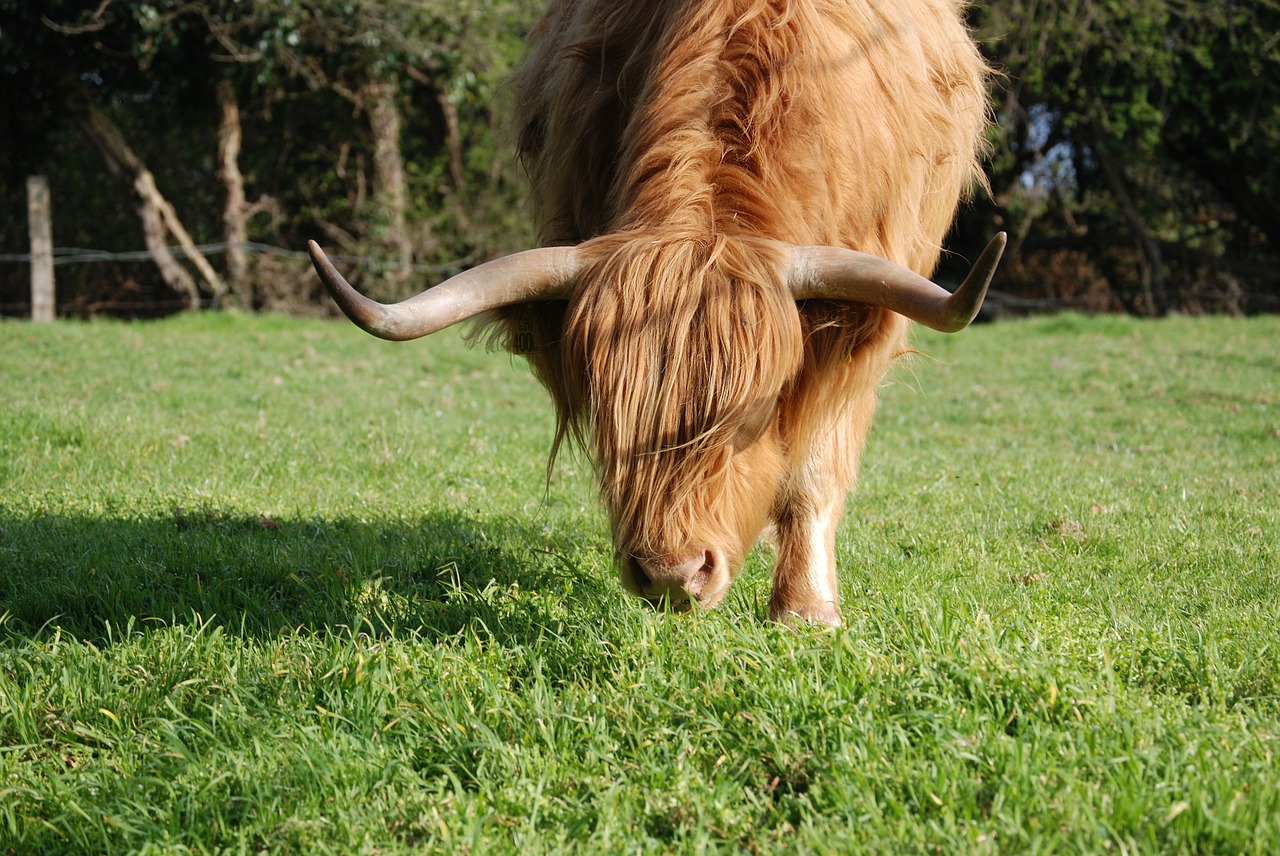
[0,506,619,647]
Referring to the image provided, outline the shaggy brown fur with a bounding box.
[491,0,990,620]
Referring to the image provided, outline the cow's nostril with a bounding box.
[630,560,652,593]
[684,554,714,598]
[630,549,716,602]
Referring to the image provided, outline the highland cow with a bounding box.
[308,0,1005,624]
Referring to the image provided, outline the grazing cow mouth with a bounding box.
[626,548,729,610]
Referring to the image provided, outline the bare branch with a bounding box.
[41,0,114,35]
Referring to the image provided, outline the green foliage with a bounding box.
[2,313,1279,851]
[0,0,540,312]
[967,0,1280,314]
[1,0,1277,314]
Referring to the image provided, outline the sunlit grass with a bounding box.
[1,312,1277,853]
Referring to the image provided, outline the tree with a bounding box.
[966,0,1280,314]
[1,0,228,309]
[5,0,1271,316]
[0,0,539,314]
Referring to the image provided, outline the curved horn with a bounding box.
[308,241,581,341]
[786,232,1007,333]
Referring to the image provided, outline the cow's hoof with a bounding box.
[769,602,842,627]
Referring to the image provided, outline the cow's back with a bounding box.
[512,0,989,277]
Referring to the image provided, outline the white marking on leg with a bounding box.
[808,504,836,605]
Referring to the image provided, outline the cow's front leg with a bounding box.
[768,492,844,625]
[767,380,883,626]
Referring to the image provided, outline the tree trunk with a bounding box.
[65,83,225,309]
[217,79,250,308]
[437,88,474,236]
[1089,118,1169,316]
[135,173,202,306]
[364,76,413,293]
[437,89,466,198]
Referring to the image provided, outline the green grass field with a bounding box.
[2,312,1278,854]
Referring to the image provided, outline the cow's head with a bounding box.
[559,233,801,608]
[307,231,1004,608]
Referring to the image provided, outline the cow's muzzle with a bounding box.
[626,549,728,610]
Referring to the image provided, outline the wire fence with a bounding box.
[0,240,472,274]
[1,240,1275,315]
[0,240,478,314]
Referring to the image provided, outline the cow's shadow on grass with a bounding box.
[0,507,620,646]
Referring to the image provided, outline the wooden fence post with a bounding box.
[27,176,55,322]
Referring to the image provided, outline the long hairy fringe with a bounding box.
[560,233,800,555]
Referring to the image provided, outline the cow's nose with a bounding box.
[632,550,714,602]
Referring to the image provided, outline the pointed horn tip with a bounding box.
[968,231,1007,276]
[307,239,330,279]
[307,239,362,306]
[988,231,1008,261]
[305,238,394,337]
[307,239,336,279]
[939,232,1008,333]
